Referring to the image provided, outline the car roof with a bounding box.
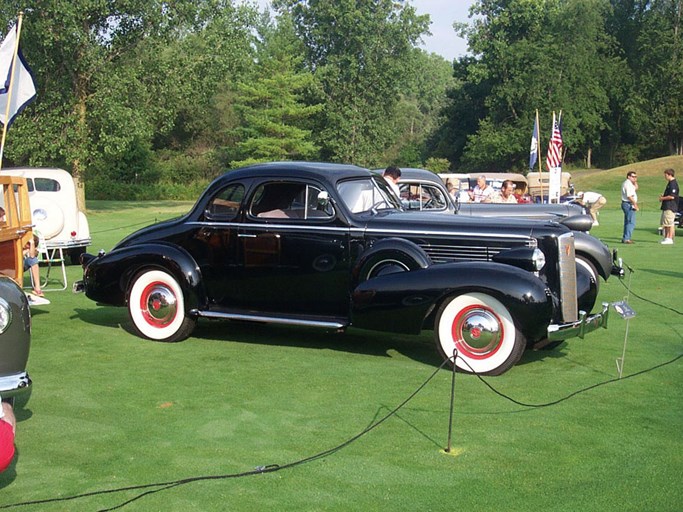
[219,161,374,185]
[2,167,72,180]
[398,168,444,185]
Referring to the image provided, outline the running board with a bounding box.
[193,309,348,330]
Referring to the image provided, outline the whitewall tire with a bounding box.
[128,269,196,342]
[435,292,525,376]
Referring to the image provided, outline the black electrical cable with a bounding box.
[460,352,682,408]
[91,218,163,235]
[618,276,683,315]
[0,358,453,511]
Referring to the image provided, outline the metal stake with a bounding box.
[616,267,634,378]
[445,349,457,453]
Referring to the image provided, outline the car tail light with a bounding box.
[71,231,77,237]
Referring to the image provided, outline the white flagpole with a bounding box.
[0,12,25,171]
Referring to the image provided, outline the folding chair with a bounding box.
[34,233,68,291]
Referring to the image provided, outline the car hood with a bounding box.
[359,210,569,239]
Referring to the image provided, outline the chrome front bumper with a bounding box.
[546,302,610,341]
[0,371,32,398]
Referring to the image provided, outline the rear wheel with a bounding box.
[435,292,526,376]
[128,269,196,342]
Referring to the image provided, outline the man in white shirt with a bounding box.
[487,180,518,203]
[382,166,402,197]
[620,171,639,244]
[577,191,607,226]
[470,175,494,203]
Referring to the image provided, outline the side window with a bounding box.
[33,178,61,192]
[205,184,245,221]
[250,182,334,220]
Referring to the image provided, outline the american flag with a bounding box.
[546,112,562,170]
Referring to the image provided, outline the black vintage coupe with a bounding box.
[77,162,621,375]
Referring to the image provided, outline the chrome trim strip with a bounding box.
[196,310,347,329]
[185,221,534,242]
[44,238,92,249]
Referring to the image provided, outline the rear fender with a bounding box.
[351,261,553,342]
[82,243,204,310]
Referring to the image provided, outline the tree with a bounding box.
[442,0,623,171]
[0,1,256,205]
[226,15,323,167]
[273,0,430,166]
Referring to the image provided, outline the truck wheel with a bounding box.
[435,292,526,376]
[128,269,196,342]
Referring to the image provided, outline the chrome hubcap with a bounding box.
[141,283,177,327]
[454,307,502,356]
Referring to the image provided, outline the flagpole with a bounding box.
[0,12,24,171]
[536,109,543,203]
[558,109,563,167]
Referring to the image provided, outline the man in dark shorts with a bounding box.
[659,168,679,245]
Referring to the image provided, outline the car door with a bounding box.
[233,179,352,317]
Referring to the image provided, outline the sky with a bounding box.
[411,0,476,61]
[249,0,477,62]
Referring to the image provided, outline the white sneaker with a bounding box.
[660,238,674,245]
[592,221,599,227]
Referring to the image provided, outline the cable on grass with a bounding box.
[91,218,162,235]
[618,277,683,315]
[0,359,452,511]
[459,353,682,408]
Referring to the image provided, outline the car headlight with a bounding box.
[532,248,546,271]
[0,298,11,334]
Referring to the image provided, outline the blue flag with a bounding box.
[529,115,539,170]
[0,24,37,128]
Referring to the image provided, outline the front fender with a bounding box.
[573,231,613,280]
[351,261,553,342]
[82,242,204,310]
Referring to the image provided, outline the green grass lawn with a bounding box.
[1,161,681,511]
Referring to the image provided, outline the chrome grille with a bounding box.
[419,239,535,264]
[557,232,578,321]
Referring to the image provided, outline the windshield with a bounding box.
[336,176,402,214]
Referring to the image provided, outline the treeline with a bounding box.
[0,0,681,200]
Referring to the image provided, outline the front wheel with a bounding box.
[435,292,526,376]
[128,269,196,342]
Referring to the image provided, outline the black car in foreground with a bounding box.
[77,162,622,375]
[0,277,31,403]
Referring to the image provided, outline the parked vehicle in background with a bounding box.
[2,168,91,264]
[398,168,590,226]
[77,162,622,376]
[527,171,575,202]
[0,176,33,406]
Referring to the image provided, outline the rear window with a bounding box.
[32,178,61,192]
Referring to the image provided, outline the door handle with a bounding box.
[238,233,257,238]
